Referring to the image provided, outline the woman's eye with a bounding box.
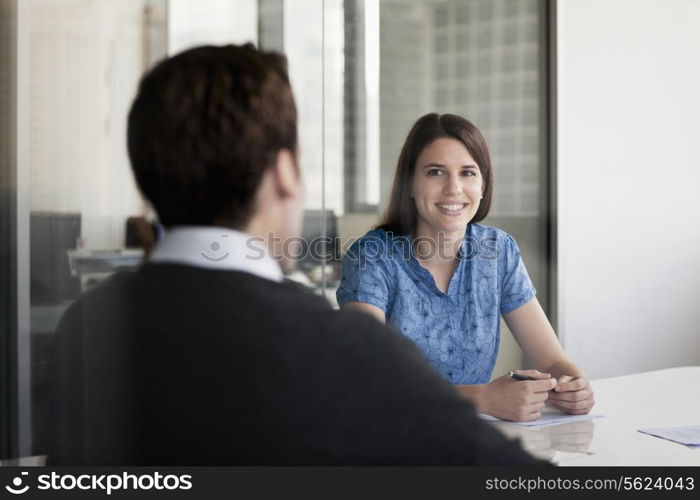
[427,169,443,176]
[461,170,476,176]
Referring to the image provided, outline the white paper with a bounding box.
[638,426,700,447]
[479,408,604,427]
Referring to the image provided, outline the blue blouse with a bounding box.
[336,224,536,384]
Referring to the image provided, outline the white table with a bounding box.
[491,366,700,465]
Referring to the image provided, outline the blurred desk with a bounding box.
[68,248,143,292]
[492,366,700,465]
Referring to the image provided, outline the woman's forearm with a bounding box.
[454,384,487,412]
[543,359,587,380]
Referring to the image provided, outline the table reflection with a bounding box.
[492,419,596,461]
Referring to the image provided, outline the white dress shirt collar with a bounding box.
[149,226,283,283]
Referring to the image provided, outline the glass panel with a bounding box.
[5,0,548,457]
[340,0,548,376]
[0,0,18,459]
[341,0,546,259]
[282,0,344,303]
[24,0,169,456]
[19,0,336,455]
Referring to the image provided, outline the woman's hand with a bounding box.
[547,375,595,414]
[477,370,557,422]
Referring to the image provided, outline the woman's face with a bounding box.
[411,137,484,237]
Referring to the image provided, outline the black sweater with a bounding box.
[50,263,546,465]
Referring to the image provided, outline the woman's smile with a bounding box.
[435,201,469,216]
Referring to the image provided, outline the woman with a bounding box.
[337,113,594,422]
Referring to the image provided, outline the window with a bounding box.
[0,0,551,460]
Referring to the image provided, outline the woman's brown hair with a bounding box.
[377,113,493,235]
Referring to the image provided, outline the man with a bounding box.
[50,44,547,465]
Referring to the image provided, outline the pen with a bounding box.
[508,370,558,391]
[508,370,535,381]
[508,370,536,381]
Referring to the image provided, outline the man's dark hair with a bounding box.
[127,44,297,228]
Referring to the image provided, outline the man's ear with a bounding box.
[272,148,301,199]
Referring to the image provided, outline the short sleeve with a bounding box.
[498,234,536,314]
[336,233,393,313]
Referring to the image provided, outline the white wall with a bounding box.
[557,0,700,378]
[168,0,257,54]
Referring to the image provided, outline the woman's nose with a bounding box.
[443,174,463,194]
